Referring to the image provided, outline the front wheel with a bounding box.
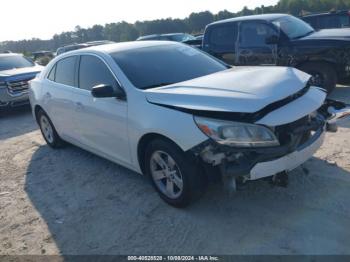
[299,62,337,94]
[145,139,205,207]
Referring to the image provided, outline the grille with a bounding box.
[7,80,30,94]
[275,116,310,146]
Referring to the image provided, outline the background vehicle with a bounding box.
[0,53,42,108]
[29,41,348,207]
[301,10,350,30]
[137,33,196,42]
[56,40,114,55]
[32,51,55,66]
[203,14,350,93]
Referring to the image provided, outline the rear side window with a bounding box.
[55,56,77,86]
[47,65,56,81]
[339,15,350,27]
[79,55,116,91]
[318,15,338,28]
[208,24,236,52]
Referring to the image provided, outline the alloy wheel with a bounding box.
[150,150,184,199]
[40,115,54,143]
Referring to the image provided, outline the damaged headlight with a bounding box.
[194,116,280,147]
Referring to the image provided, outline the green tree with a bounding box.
[187,11,214,33]
[2,0,350,54]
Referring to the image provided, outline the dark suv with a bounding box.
[301,10,350,30]
[203,14,350,93]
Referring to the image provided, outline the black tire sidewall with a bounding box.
[144,139,202,207]
[38,110,62,148]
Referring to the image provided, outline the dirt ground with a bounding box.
[0,86,349,255]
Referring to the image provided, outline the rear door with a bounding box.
[74,54,130,165]
[237,21,279,66]
[204,23,237,65]
[44,55,80,139]
[318,14,350,29]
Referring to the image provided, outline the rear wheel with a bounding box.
[145,138,205,207]
[299,62,337,93]
[37,110,64,148]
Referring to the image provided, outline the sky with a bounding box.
[1,0,278,41]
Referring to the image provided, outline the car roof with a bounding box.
[138,33,187,39]
[68,41,180,55]
[162,33,187,36]
[208,13,289,26]
[137,34,160,40]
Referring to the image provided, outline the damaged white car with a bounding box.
[29,41,350,207]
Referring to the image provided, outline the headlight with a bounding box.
[194,116,280,147]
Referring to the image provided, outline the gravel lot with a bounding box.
[0,86,349,255]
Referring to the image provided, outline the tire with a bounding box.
[37,110,64,148]
[144,138,205,207]
[299,62,337,94]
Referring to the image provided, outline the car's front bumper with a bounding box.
[249,127,325,180]
[191,100,350,183]
[0,87,29,108]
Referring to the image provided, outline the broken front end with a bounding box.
[189,88,350,188]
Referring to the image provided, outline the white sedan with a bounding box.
[29,41,348,207]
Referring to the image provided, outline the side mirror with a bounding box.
[91,84,125,99]
[265,35,279,45]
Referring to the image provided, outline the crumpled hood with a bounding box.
[145,66,311,113]
[300,28,350,40]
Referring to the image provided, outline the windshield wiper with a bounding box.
[142,82,175,89]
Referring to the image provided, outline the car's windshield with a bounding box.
[169,34,196,42]
[111,44,228,89]
[0,55,35,71]
[273,15,315,39]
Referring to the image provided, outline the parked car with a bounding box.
[301,10,350,30]
[32,51,55,66]
[56,40,114,56]
[184,34,204,49]
[32,51,54,61]
[203,14,350,93]
[137,33,196,42]
[29,41,349,207]
[0,53,42,108]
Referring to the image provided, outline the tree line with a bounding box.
[1,0,349,53]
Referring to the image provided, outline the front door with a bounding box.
[237,21,278,66]
[74,55,130,166]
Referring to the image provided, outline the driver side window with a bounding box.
[240,22,278,47]
[79,55,117,91]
